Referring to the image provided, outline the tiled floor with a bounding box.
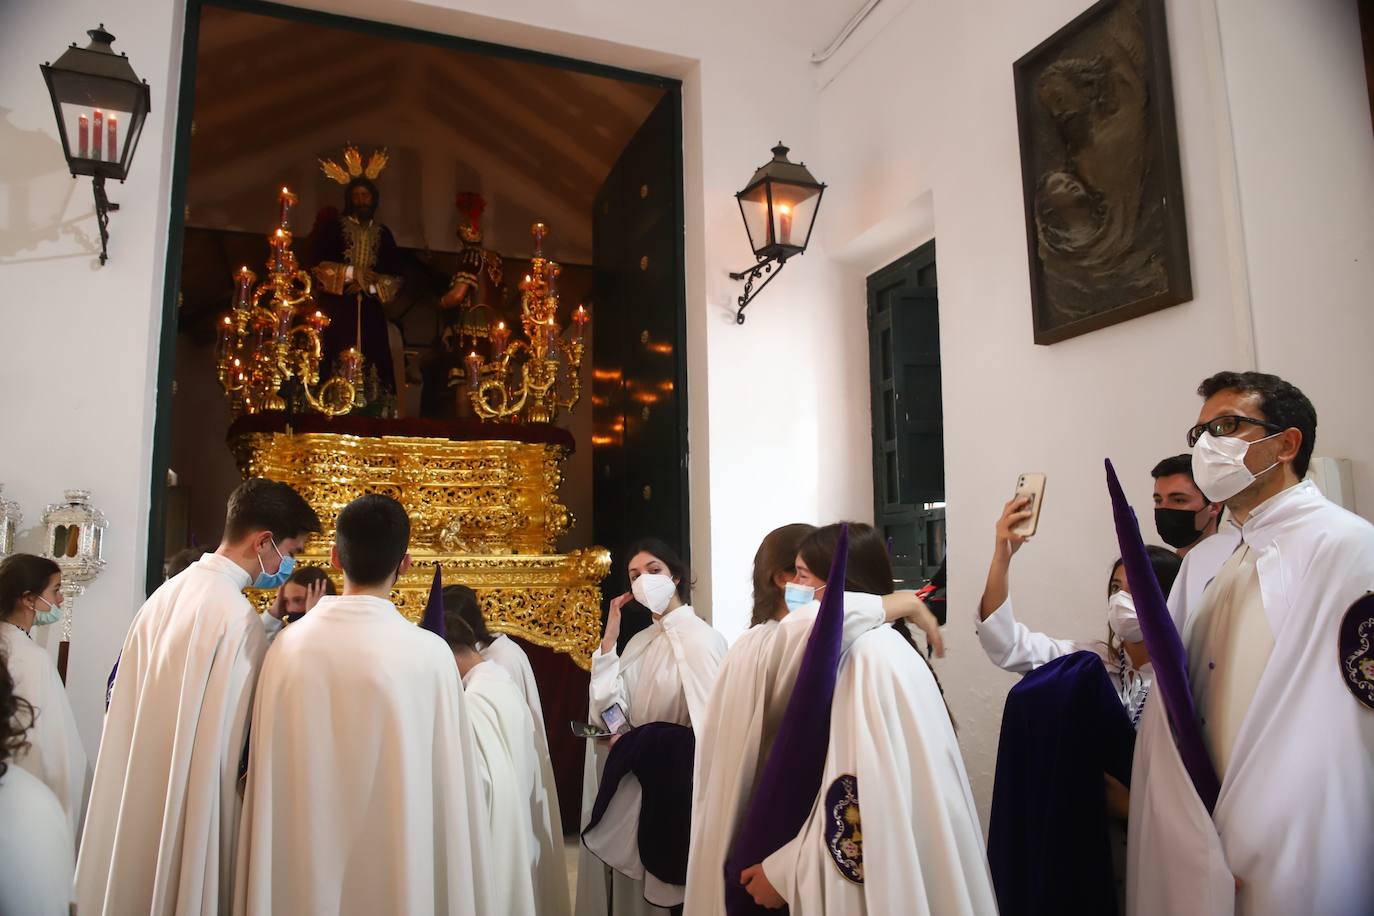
[565,837,580,899]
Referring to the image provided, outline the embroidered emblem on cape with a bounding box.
[824,774,863,884]
[1339,593,1374,711]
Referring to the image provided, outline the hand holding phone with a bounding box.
[1010,473,1046,539]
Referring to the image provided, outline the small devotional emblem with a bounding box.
[824,774,863,884]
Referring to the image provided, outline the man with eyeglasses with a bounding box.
[1128,371,1374,916]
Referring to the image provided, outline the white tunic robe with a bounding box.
[974,596,1151,724]
[482,633,570,916]
[1128,481,1374,916]
[683,593,889,916]
[576,604,727,916]
[0,620,87,838]
[0,764,74,916]
[462,661,540,916]
[233,594,493,916]
[1172,527,1243,625]
[759,626,996,915]
[76,553,267,916]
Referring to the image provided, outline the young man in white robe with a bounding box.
[233,494,493,915]
[76,478,319,916]
[683,523,945,916]
[1128,371,1374,916]
[444,601,555,916]
[0,553,88,839]
[448,582,570,916]
[576,539,727,916]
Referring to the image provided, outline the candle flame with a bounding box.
[779,204,791,215]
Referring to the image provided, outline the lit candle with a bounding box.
[490,320,509,356]
[777,203,793,246]
[92,109,103,160]
[573,304,589,340]
[235,266,255,307]
[272,229,286,272]
[465,351,482,385]
[278,186,297,228]
[107,114,118,161]
[545,316,557,349]
[78,114,89,158]
[216,314,234,359]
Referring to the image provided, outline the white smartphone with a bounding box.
[1012,473,1047,537]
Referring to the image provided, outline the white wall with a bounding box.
[1215,0,1374,508]
[1,0,187,757]
[812,0,1374,820]
[3,0,1369,822]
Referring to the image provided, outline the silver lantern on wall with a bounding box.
[41,489,108,678]
[0,485,20,560]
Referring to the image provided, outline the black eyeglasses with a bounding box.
[1186,415,1284,447]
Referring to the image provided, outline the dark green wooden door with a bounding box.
[868,242,945,595]
[591,92,689,643]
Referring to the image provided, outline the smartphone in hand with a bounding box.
[1013,473,1047,537]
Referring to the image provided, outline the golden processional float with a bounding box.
[214,171,607,668]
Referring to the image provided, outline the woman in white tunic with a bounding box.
[0,643,75,916]
[976,497,1181,730]
[576,539,727,916]
[684,524,943,916]
[736,523,994,915]
[0,554,87,838]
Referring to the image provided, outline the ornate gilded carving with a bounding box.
[233,429,606,668]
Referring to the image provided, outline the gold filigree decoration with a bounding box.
[319,145,390,185]
[233,430,604,666]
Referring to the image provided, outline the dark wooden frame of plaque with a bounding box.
[1013,0,1193,345]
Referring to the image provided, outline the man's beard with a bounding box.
[351,206,375,222]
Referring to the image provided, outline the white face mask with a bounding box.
[631,573,677,615]
[1191,431,1280,503]
[1107,591,1141,643]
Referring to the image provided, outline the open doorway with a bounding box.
[146,0,689,832]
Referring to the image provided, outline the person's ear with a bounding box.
[397,554,413,576]
[772,570,791,590]
[330,543,342,570]
[1276,428,1302,466]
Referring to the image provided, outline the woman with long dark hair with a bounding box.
[0,553,87,836]
[576,538,727,916]
[0,646,77,913]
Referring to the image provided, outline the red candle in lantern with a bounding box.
[545,317,557,349]
[465,351,482,385]
[92,109,103,160]
[107,114,118,161]
[78,114,89,158]
[777,204,793,246]
[573,303,589,339]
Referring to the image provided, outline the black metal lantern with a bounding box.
[40,25,152,265]
[728,143,826,324]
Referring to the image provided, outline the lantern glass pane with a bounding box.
[738,182,772,255]
[59,101,136,163]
